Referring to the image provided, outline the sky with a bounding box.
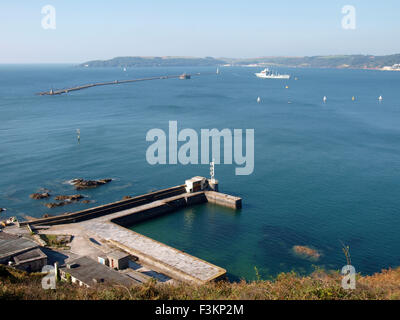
[1,0,399,63]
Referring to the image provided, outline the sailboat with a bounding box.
[216,67,220,75]
[257,97,261,103]
[323,96,327,103]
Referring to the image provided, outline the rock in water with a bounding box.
[70,178,112,190]
[45,202,67,208]
[293,245,321,261]
[54,194,84,201]
[30,192,51,200]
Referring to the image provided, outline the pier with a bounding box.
[19,177,242,284]
[37,72,202,96]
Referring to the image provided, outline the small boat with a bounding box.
[255,68,291,79]
[216,67,220,75]
[378,95,383,101]
[257,97,261,103]
[323,96,327,103]
[123,67,127,72]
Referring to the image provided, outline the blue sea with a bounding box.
[1,64,400,281]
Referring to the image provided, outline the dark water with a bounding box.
[1,65,400,280]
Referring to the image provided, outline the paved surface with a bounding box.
[82,219,224,282]
[6,192,226,283]
[76,193,225,283]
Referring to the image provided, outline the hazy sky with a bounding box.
[1,1,399,63]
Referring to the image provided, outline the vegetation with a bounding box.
[80,54,400,69]
[2,264,400,300]
[81,56,226,68]
[39,234,71,249]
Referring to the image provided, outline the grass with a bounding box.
[39,234,70,249]
[1,264,400,300]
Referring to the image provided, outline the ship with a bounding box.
[255,68,290,79]
[179,73,191,80]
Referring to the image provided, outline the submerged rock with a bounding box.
[70,178,112,190]
[45,194,90,208]
[293,245,321,261]
[54,194,84,201]
[45,202,67,208]
[30,192,51,200]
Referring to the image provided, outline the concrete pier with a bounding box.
[80,192,226,284]
[19,177,242,284]
[205,191,242,209]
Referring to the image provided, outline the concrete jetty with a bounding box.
[19,177,242,284]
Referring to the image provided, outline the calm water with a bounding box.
[1,65,400,281]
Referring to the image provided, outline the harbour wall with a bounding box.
[19,185,186,227]
[111,192,207,227]
[205,191,242,209]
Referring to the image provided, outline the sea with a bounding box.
[1,64,399,281]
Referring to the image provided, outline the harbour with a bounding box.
[1,65,400,281]
[7,176,241,284]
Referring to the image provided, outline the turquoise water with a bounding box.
[1,65,400,280]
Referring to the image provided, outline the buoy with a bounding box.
[323,96,327,103]
[257,97,261,103]
[352,96,355,101]
[76,129,81,143]
[285,85,289,89]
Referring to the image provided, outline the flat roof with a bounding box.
[0,233,38,260]
[14,248,47,264]
[60,256,138,287]
[107,250,130,260]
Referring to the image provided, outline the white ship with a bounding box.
[255,68,290,79]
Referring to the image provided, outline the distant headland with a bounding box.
[80,54,400,71]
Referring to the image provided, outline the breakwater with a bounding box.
[37,72,202,95]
